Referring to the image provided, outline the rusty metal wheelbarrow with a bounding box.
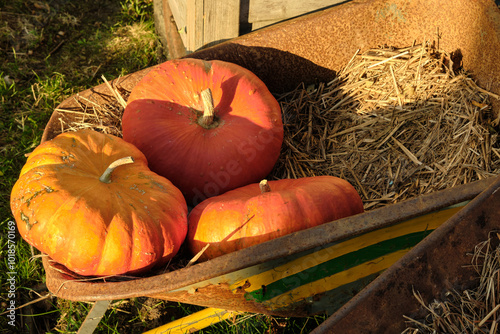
[40,0,500,332]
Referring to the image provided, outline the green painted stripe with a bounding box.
[281,271,383,316]
[246,229,434,302]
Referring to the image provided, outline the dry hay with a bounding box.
[55,76,128,138]
[402,232,500,333]
[55,42,500,212]
[271,42,500,210]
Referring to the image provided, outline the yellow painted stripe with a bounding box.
[230,205,462,293]
[143,307,242,334]
[264,249,410,309]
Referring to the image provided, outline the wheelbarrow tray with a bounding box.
[41,0,500,319]
[43,179,494,317]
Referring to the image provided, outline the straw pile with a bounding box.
[402,233,500,333]
[56,42,500,211]
[55,76,127,138]
[272,42,500,209]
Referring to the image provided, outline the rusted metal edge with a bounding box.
[146,283,294,316]
[186,0,500,97]
[311,174,500,333]
[44,177,494,302]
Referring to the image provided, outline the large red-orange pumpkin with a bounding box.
[10,130,188,276]
[187,176,364,260]
[122,58,283,206]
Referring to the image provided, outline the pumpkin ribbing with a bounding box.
[10,130,188,276]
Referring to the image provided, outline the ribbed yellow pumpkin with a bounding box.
[10,130,188,276]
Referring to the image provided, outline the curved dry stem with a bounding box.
[99,156,135,183]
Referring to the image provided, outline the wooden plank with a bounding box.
[251,19,282,30]
[168,0,188,47]
[143,308,243,334]
[177,0,338,52]
[203,0,240,48]
[168,0,187,33]
[76,300,111,334]
[247,0,344,23]
[185,0,204,52]
[162,0,187,59]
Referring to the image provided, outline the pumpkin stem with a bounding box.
[259,180,271,193]
[198,88,215,128]
[99,156,135,183]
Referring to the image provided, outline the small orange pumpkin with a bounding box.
[10,130,188,276]
[122,58,284,206]
[187,176,364,260]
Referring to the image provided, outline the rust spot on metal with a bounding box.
[235,280,251,292]
[148,283,294,316]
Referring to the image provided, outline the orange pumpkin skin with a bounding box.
[122,58,283,206]
[10,130,188,276]
[187,176,364,260]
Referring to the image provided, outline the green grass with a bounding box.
[0,1,327,333]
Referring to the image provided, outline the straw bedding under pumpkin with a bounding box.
[56,41,500,211]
